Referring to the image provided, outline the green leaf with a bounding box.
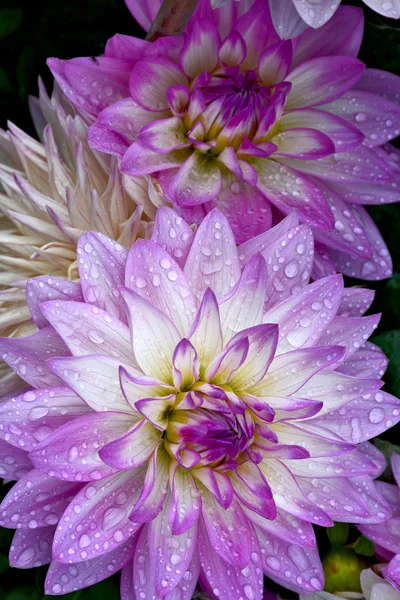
[327,522,349,546]
[349,535,375,558]
[372,330,400,398]
[0,9,23,40]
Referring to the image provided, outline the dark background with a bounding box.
[0,1,400,598]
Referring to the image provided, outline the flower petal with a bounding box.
[129,442,169,523]
[77,231,128,322]
[41,300,133,362]
[129,57,188,112]
[228,324,278,390]
[26,277,83,329]
[269,0,308,40]
[169,465,202,534]
[279,108,364,153]
[46,538,136,594]
[171,151,222,206]
[53,468,146,562]
[318,314,380,361]
[292,0,341,28]
[0,469,82,529]
[292,6,363,67]
[151,206,194,268]
[149,495,198,596]
[200,486,252,569]
[49,354,135,412]
[10,526,54,568]
[252,158,334,231]
[286,56,365,109]
[125,239,197,336]
[219,254,268,343]
[47,57,132,116]
[0,386,90,452]
[188,288,223,371]
[180,19,220,78]
[88,98,168,157]
[198,516,264,600]
[99,419,161,470]
[337,341,388,379]
[0,327,69,388]
[0,440,32,481]
[29,412,135,481]
[256,525,324,594]
[121,286,181,382]
[250,346,344,398]
[184,209,241,300]
[263,275,344,354]
[258,40,293,86]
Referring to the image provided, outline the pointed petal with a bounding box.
[121,286,181,382]
[0,440,32,480]
[129,442,169,523]
[135,395,175,430]
[53,469,145,562]
[10,526,54,568]
[170,465,202,534]
[0,386,90,452]
[219,254,268,343]
[149,495,198,595]
[250,346,344,398]
[29,412,135,481]
[171,151,222,205]
[184,209,240,300]
[125,239,197,336]
[49,354,135,412]
[245,506,316,548]
[180,19,220,78]
[129,57,188,112]
[188,288,223,371]
[252,158,334,231]
[258,40,293,86]
[151,206,194,268]
[41,300,133,362]
[46,538,136,594]
[256,525,324,594]
[337,342,388,379]
[264,274,343,353]
[26,277,83,329]
[269,0,308,40]
[292,6,364,67]
[99,419,161,470]
[47,57,131,116]
[228,324,278,390]
[200,486,252,569]
[286,56,364,109]
[0,469,82,529]
[198,516,264,600]
[260,460,332,526]
[0,327,69,388]
[77,231,128,322]
[318,314,380,361]
[279,108,364,153]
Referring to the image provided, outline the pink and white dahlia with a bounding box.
[49,0,400,280]
[357,452,400,595]
[0,208,397,599]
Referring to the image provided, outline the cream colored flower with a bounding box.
[0,82,162,394]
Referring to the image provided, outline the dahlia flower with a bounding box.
[300,568,400,599]
[210,0,400,32]
[49,0,400,280]
[0,82,155,395]
[0,208,397,599]
[357,453,400,594]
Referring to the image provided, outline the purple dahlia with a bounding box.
[48,0,400,280]
[0,208,398,598]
